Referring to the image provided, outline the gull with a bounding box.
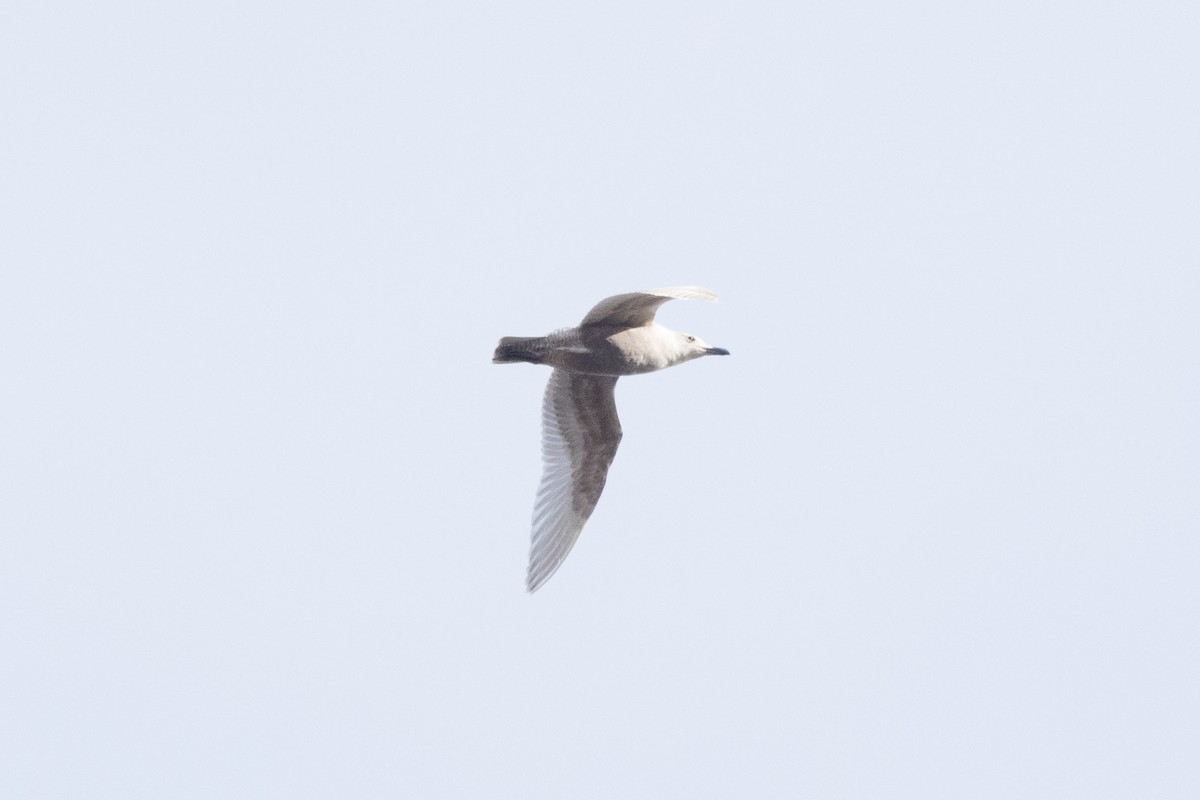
[493,286,729,592]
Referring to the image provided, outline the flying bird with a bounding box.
[493,286,729,592]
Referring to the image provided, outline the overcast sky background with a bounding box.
[3,2,1198,798]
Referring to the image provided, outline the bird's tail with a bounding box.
[492,336,547,364]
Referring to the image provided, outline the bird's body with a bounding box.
[496,323,708,375]
[493,287,729,592]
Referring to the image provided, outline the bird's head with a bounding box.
[673,331,730,364]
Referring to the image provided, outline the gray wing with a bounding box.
[526,369,623,592]
[579,286,717,329]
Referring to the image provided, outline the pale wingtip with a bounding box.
[526,557,566,593]
[525,570,548,594]
[643,286,718,303]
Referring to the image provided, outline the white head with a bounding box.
[670,330,730,365]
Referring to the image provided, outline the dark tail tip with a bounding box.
[493,336,535,364]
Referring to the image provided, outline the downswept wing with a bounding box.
[579,286,717,329]
[526,369,623,592]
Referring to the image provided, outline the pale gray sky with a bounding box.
[2,2,1198,798]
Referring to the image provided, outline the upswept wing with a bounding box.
[578,286,717,329]
[526,369,623,592]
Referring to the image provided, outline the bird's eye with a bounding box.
[686,336,696,343]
